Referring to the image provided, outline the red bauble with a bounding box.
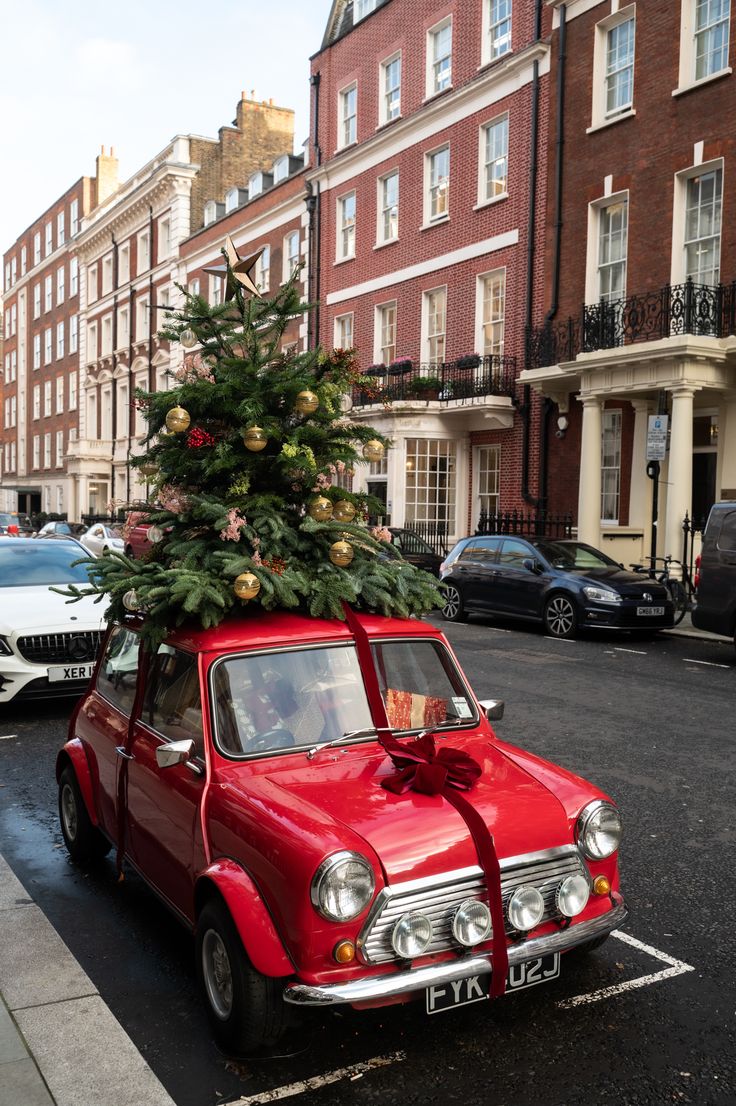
[186,427,216,449]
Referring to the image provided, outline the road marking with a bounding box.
[614,648,647,655]
[226,1052,407,1105]
[556,929,694,1010]
[684,658,731,669]
[0,734,17,741]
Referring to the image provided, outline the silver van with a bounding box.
[691,502,736,650]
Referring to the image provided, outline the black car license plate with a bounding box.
[425,953,560,1014]
[637,606,665,616]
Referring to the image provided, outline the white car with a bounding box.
[0,536,107,703]
[79,523,125,557]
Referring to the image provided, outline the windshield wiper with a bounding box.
[305,719,459,761]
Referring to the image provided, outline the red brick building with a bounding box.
[306,0,553,542]
[522,0,736,566]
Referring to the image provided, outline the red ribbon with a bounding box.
[341,604,508,998]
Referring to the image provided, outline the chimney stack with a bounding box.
[95,145,119,206]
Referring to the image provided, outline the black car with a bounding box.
[388,528,443,575]
[691,501,736,649]
[440,535,675,638]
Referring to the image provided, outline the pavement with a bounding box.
[0,615,730,1106]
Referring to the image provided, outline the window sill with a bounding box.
[333,141,358,156]
[333,255,356,266]
[473,193,509,212]
[420,216,450,231]
[373,238,399,250]
[477,49,512,73]
[422,85,453,105]
[586,108,636,134]
[376,115,402,131]
[672,67,732,97]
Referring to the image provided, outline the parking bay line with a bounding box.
[225,1051,407,1105]
[0,734,17,741]
[556,929,694,1009]
[613,647,647,655]
[684,658,731,669]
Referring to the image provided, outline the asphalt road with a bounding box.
[0,620,734,1106]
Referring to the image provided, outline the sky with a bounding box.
[0,0,335,254]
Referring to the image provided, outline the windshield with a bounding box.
[372,639,477,729]
[533,540,621,570]
[0,541,91,586]
[0,514,13,526]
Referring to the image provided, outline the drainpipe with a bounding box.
[310,71,322,168]
[126,283,134,505]
[546,3,567,327]
[305,182,321,349]
[521,55,541,507]
[147,206,154,393]
[110,234,118,515]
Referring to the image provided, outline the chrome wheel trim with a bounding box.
[202,929,234,1020]
[60,783,78,841]
[443,586,461,619]
[546,596,575,636]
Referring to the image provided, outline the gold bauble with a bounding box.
[329,540,354,567]
[165,406,191,433]
[308,496,333,522]
[233,572,261,600]
[180,328,197,349]
[295,389,319,415]
[332,499,356,524]
[122,589,140,611]
[243,426,268,452]
[139,461,158,478]
[147,525,164,544]
[363,439,385,462]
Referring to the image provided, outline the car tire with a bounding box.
[441,584,466,622]
[196,898,288,1055]
[58,766,111,864]
[569,934,610,956]
[543,593,578,639]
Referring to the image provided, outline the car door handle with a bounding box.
[115,746,135,761]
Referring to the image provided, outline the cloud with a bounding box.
[73,37,142,86]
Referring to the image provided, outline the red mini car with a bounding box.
[57,611,625,1053]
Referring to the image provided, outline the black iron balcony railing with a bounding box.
[526,278,736,369]
[476,509,574,539]
[352,354,517,407]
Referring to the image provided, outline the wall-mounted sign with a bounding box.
[646,415,669,462]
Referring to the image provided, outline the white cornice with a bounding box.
[182,190,307,269]
[308,42,550,193]
[548,0,605,29]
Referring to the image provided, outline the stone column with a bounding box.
[717,398,736,499]
[577,396,603,546]
[664,385,697,559]
[629,399,653,530]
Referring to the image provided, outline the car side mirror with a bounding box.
[156,738,202,774]
[522,558,540,574]
[478,698,504,722]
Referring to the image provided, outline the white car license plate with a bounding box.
[426,953,560,1014]
[48,663,96,683]
[637,606,665,617]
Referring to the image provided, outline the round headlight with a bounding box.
[577,801,622,860]
[392,912,432,958]
[556,874,591,918]
[311,852,375,922]
[452,899,492,947]
[507,885,545,932]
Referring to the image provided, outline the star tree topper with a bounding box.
[203,235,263,300]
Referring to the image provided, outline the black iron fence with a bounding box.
[526,278,736,368]
[476,510,574,539]
[401,520,451,555]
[353,354,517,406]
[682,511,707,583]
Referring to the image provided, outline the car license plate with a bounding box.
[426,953,560,1014]
[48,663,96,683]
[637,606,665,617]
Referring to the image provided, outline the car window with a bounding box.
[534,540,619,570]
[717,510,736,553]
[498,539,533,568]
[457,537,502,562]
[372,639,477,731]
[0,514,12,525]
[97,627,141,714]
[398,532,434,555]
[142,646,204,756]
[212,644,373,756]
[0,541,91,585]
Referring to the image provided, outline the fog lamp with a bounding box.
[556,874,590,918]
[452,899,492,947]
[507,885,545,932]
[333,940,355,964]
[593,875,611,896]
[391,912,432,958]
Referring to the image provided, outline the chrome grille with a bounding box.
[358,846,588,965]
[16,631,104,665]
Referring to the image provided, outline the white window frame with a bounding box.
[33,333,41,369]
[56,377,64,414]
[476,268,506,356]
[676,0,732,92]
[158,216,171,261]
[590,6,636,131]
[44,432,52,469]
[57,210,65,247]
[426,17,452,97]
[474,444,501,528]
[44,327,52,365]
[334,312,354,349]
[33,232,41,265]
[377,170,399,245]
[478,114,509,205]
[404,438,457,531]
[137,230,150,274]
[69,372,78,411]
[56,432,64,469]
[20,245,26,276]
[70,199,79,236]
[585,189,630,303]
[69,315,78,354]
[421,286,447,364]
[33,283,41,318]
[56,320,65,360]
[670,158,723,284]
[44,275,53,312]
[118,245,130,286]
[336,192,357,261]
[255,246,270,292]
[101,254,113,296]
[33,436,40,470]
[33,385,40,420]
[44,222,53,257]
[379,52,402,124]
[44,380,52,417]
[70,257,79,296]
[601,408,622,523]
[424,145,450,224]
[88,265,98,303]
[57,265,65,304]
[283,231,300,280]
[354,0,378,21]
[374,301,397,364]
[338,83,358,149]
[481,0,513,65]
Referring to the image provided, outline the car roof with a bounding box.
[123,609,444,655]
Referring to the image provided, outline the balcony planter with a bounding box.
[456,354,481,370]
[387,358,413,375]
[408,375,443,400]
[365,364,387,375]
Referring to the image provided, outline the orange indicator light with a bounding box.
[593,876,611,896]
[334,940,356,964]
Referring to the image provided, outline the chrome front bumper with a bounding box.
[284,896,626,1006]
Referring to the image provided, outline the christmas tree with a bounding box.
[62,238,442,643]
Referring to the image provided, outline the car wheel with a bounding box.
[569,934,610,956]
[196,898,288,1055]
[441,584,466,622]
[544,593,578,639]
[58,766,111,863]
